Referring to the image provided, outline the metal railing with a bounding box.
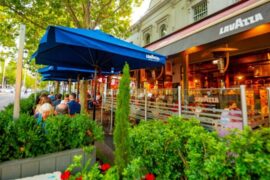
[97,85,269,134]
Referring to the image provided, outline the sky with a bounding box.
[131,0,151,24]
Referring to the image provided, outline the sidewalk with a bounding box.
[95,134,114,164]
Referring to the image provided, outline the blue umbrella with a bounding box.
[41,76,77,82]
[41,73,93,80]
[38,66,113,79]
[33,26,166,119]
[33,26,166,72]
[38,66,114,75]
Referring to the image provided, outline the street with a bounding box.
[0,92,30,111]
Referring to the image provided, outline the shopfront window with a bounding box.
[160,24,167,38]
[193,0,208,22]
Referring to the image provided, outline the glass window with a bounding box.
[145,33,151,45]
[160,24,167,38]
[193,0,208,22]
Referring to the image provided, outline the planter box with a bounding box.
[0,148,96,180]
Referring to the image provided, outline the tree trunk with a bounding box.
[54,81,60,94]
[79,80,88,113]
[68,79,72,94]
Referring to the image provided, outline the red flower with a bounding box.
[100,163,111,172]
[145,173,155,180]
[61,171,71,180]
[76,176,82,180]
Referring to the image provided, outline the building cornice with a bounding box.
[132,0,172,28]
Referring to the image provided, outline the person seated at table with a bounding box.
[36,103,54,125]
[52,93,62,108]
[55,103,69,115]
[34,95,52,117]
[218,101,242,136]
[67,93,81,115]
[61,94,69,104]
[48,91,55,101]
[87,94,94,110]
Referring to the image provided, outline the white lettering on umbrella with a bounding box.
[146,54,160,62]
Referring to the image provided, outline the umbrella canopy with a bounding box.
[41,73,92,80]
[38,66,112,79]
[41,76,77,82]
[33,26,166,71]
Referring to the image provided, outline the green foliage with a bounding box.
[12,114,46,159]
[129,117,270,179]
[113,63,132,177]
[224,127,270,179]
[129,118,189,179]
[0,109,15,161]
[45,114,104,153]
[45,115,73,152]
[0,108,104,162]
[122,157,145,180]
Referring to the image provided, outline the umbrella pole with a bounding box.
[93,68,97,120]
[76,75,80,101]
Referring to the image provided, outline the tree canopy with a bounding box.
[0,0,142,53]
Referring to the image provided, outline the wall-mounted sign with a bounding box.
[195,96,219,103]
[219,13,263,35]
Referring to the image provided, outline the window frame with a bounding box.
[193,0,208,22]
[160,24,167,38]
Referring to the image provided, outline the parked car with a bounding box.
[3,87,14,93]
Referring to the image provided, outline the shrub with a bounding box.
[129,116,270,179]
[0,113,104,162]
[12,114,46,159]
[45,114,104,153]
[224,127,270,179]
[114,63,132,177]
[45,115,73,152]
[0,110,15,162]
[129,118,190,179]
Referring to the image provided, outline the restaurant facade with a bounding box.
[123,0,268,127]
[145,0,270,91]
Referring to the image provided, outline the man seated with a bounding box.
[67,93,81,115]
[55,103,69,115]
[52,94,62,107]
[48,92,55,101]
[61,94,69,104]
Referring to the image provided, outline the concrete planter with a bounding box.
[0,148,95,180]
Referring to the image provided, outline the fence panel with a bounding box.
[182,88,243,131]
[99,86,270,134]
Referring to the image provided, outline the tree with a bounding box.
[0,0,142,55]
[113,63,131,178]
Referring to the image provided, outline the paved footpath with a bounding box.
[16,172,61,180]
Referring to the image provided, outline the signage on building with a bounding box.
[195,96,219,103]
[219,13,264,35]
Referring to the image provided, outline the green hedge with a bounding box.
[0,111,104,162]
[129,117,270,179]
